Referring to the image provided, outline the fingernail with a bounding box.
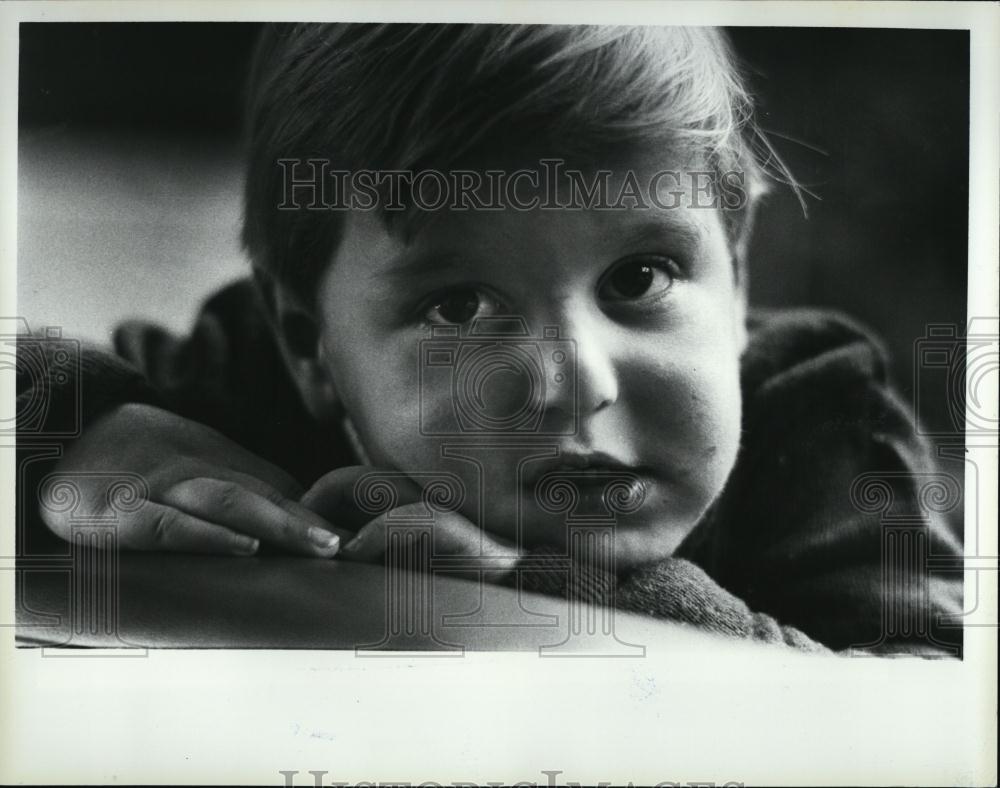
[307,526,339,552]
[233,536,259,556]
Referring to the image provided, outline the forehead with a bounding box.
[333,143,728,284]
[404,141,714,218]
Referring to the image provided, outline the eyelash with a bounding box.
[415,283,506,328]
[598,254,682,305]
[414,254,683,327]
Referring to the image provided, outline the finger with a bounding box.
[339,505,501,563]
[430,510,511,556]
[427,512,519,583]
[224,470,355,542]
[216,450,303,500]
[129,502,261,556]
[160,476,341,557]
[170,415,305,500]
[300,465,424,533]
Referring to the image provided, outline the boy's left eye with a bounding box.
[599,256,678,301]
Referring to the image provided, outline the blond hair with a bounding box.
[243,24,773,302]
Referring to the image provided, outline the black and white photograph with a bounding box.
[2,2,997,785]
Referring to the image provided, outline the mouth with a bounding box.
[522,451,652,514]
[523,450,644,480]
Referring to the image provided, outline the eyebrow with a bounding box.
[378,252,477,284]
[377,212,710,284]
[615,215,708,253]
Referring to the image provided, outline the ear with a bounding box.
[253,268,341,424]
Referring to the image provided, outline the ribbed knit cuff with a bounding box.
[504,545,618,606]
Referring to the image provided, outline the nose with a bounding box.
[542,308,619,421]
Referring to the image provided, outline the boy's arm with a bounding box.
[16,279,350,557]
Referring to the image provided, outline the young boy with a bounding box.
[18,23,963,655]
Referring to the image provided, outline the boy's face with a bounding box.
[311,145,747,568]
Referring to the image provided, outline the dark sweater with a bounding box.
[15,280,964,655]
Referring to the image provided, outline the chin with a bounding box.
[510,497,697,572]
[611,517,694,571]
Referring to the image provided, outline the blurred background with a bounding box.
[18,23,969,436]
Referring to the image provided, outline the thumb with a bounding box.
[341,505,518,570]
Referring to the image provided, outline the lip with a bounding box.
[519,450,654,514]
[522,450,644,485]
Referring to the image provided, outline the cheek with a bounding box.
[321,334,507,529]
[675,293,745,492]
[686,361,743,494]
[642,362,740,469]
[322,331,427,467]
[625,318,743,508]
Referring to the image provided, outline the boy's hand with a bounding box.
[302,466,521,581]
[41,403,351,557]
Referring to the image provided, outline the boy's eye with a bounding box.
[424,288,502,325]
[599,256,678,301]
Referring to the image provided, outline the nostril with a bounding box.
[573,349,618,413]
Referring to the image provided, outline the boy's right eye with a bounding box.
[424,288,503,326]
